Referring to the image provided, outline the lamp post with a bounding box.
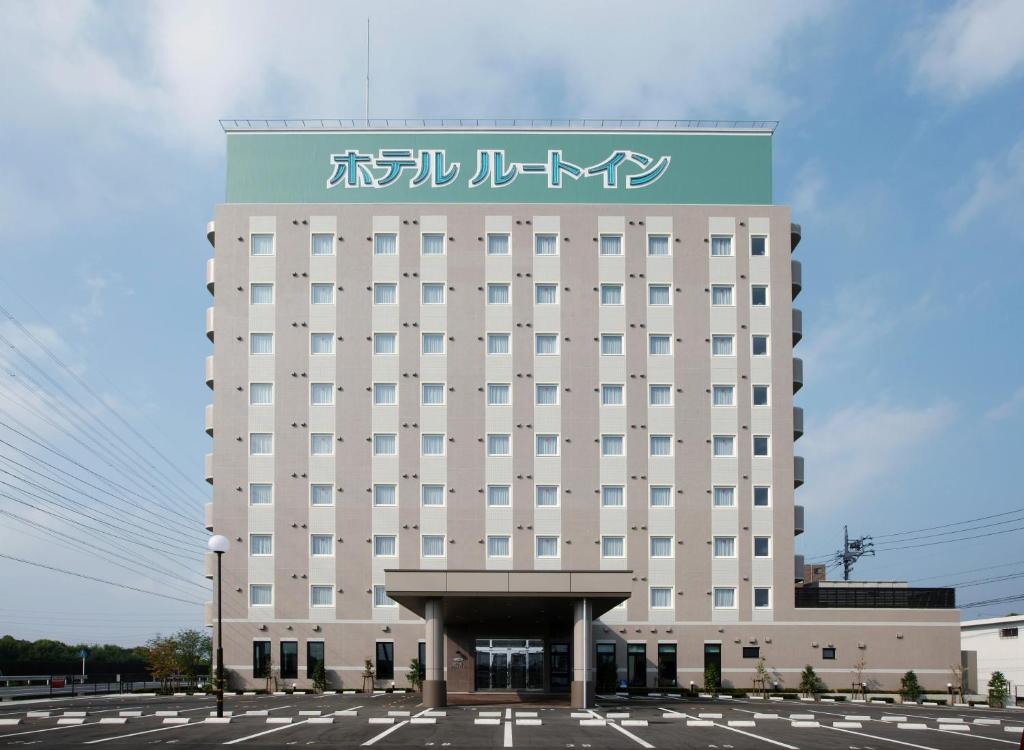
[208,535,230,718]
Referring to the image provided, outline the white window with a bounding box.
[535,334,558,355]
[649,385,672,406]
[601,485,625,507]
[250,433,272,455]
[751,235,767,256]
[754,536,771,557]
[250,534,272,556]
[249,483,272,505]
[250,234,274,256]
[713,536,736,557]
[311,283,334,304]
[649,335,671,355]
[373,535,397,557]
[710,235,733,257]
[422,332,445,354]
[753,385,770,406]
[600,284,622,305]
[250,333,273,355]
[421,283,445,304]
[711,335,734,356]
[535,434,559,456]
[373,283,397,304]
[752,335,769,356]
[649,486,672,507]
[374,233,397,255]
[753,435,770,457]
[648,285,671,305]
[487,333,510,355]
[310,433,333,455]
[310,534,333,556]
[311,332,334,354]
[487,383,510,405]
[250,283,273,304]
[649,435,672,456]
[422,383,445,405]
[711,285,733,306]
[487,283,510,304]
[601,435,624,456]
[650,536,673,557]
[712,385,734,407]
[754,486,771,507]
[752,285,768,306]
[421,433,445,456]
[487,233,510,255]
[754,587,772,609]
[535,485,559,507]
[421,233,445,255]
[421,535,446,557]
[647,235,670,256]
[713,486,735,507]
[311,382,334,406]
[373,333,397,354]
[713,587,737,609]
[311,233,334,256]
[249,584,272,606]
[599,234,622,256]
[487,536,511,557]
[535,284,558,304]
[310,585,334,607]
[535,234,557,255]
[601,384,624,405]
[713,435,735,457]
[650,587,673,608]
[373,484,396,506]
[535,384,559,405]
[250,383,273,405]
[421,484,444,506]
[601,536,625,558]
[373,434,397,455]
[487,485,510,507]
[487,434,511,456]
[601,334,623,355]
[373,585,396,608]
[536,535,560,558]
[310,484,333,506]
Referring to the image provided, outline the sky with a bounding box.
[0,0,1022,648]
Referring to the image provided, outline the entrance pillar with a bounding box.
[571,598,594,708]
[423,597,446,707]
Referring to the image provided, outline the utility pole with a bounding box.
[840,525,875,581]
[364,18,370,123]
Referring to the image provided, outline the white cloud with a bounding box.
[950,136,1024,229]
[907,0,1024,101]
[789,160,827,220]
[985,385,1024,421]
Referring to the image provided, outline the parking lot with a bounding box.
[1,691,1022,749]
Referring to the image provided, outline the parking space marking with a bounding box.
[83,720,203,744]
[223,718,312,744]
[0,721,97,739]
[824,724,946,750]
[659,708,798,750]
[928,726,1020,745]
[582,710,652,749]
[503,718,512,747]
[361,707,431,746]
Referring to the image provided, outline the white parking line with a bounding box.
[223,718,311,744]
[84,721,203,744]
[584,709,652,748]
[660,708,798,750]
[503,718,512,747]
[823,724,946,750]
[362,707,431,746]
[927,726,1020,745]
[0,721,97,739]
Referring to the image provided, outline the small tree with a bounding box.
[799,665,825,696]
[703,662,720,691]
[311,661,328,693]
[173,629,211,688]
[987,671,1009,708]
[362,658,375,692]
[145,636,180,693]
[851,654,867,691]
[753,657,771,696]
[407,658,424,692]
[899,670,922,703]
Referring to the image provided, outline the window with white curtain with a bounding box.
[421,485,444,506]
[649,385,672,406]
[310,535,333,556]
[601,384,624,405]
[421,535,445,557]
[752,285,768,306]
[754,588,771,608]
[754,536,771,557]
[373,484,396,506]
[310,484,333,506]
[648,285,671,305]
[711,335,734,356]
[601,435,624,456]
[373,434,397,455]
[713,435,735,457]
[536,432,559,455]
[535,283,558,304]
[373,283,397,304]
[713,486,735,507]
[601,334,623,355]
[535,384,558,405]
[601,536,625,558]
[534,234,557,255]
[374,233,397,255]
[421,383,445,405]
[599,234,622,255]
[753,385,769,406]
[311,333,334,354]
[751,235,767,256]
[535,485,559,506]
[250,333,273,355]
[650,587,673,608]
[536,536,559,557]
[754,486,771,507]
[421,434,445,456]
[372,383,396,405]
[647,235,670,256]
[373,585,396,607]
[487,434,510,456]
[650,536,673,557]
[310,383,334,406]
[535,334,558,355]
[373,333,396,354]
[311,283,334,304]
[250,584,273,605]
[422,333,445,354]
[649,335,671,355]
[713,537,736,557]
[421,233,444,255]
[601,485,624,507]
[753,435,770,457]
[421,283,445,304]
[600,284,622,305]
[713,587,736,608]
[250,433,272,455]
[710,236,732,256]
[250,234,274,256]
[310,585,333,607]
[487,283,510,304]
[250,283,273,304]
[250,534,272,556]
[250,383,273,405]
[487,233,510,255]
[752,335,769,356]
[250,483,272,505]
[650,435,672,456]
[712,385,734,407]
[711,285,733,306]
[311,233,334,256]
[310,433,333,455]
[487,383,510,405]
[373,535,397,557]
[487,536,511,557]
[487,333,510,354]
[487,485,510,507]
[649,486,672,507]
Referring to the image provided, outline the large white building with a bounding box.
[961,614,1024,702]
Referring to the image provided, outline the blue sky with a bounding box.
[0,0,1022,646]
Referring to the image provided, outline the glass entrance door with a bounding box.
[475,639,544,690]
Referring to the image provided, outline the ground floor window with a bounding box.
[280,641,298,680]
[474,639,544,690]
[627,643,646,687]
[596,643,617,691]
[306,641,324,679]
[418,641,426,674]
[376,642,394,681]
[550,643,570,691]
[657,644,677,687]
[252,641,271,678]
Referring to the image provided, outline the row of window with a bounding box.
[250,232,770,258]
[248,483,772,508]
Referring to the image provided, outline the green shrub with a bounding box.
[899,670,921,702]
[987,671,1009,708]
[799,665,826,695]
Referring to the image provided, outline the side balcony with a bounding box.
[792,308,803,346]
[793,406,804,440]
[205,306,215,342]
[206,220,215,248]
[205,404,214,436]
[204,452,213,484]
[794,554,806,583]
[791,222,801,251]
[204,551,215,580]
[794,455,804,488]
[206,258,215,294]
[791,259,801,299]
[794,504,805,536]
[204,502,213,532]
[205,355,214,389]
[204,601,214,627]
[793,357,803,393]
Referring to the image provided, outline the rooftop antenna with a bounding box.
[364,17,370,124]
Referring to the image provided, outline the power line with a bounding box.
[872,525,1024,553]
[960,592,1024,609]
[873,507,1024,539]
[910,560,1024,583]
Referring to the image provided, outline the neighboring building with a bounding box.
[803,563,827,583]
[961,614,1024,701]
[203,119,958,706]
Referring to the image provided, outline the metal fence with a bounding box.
[0,674,202,699]
[794,586,955,609]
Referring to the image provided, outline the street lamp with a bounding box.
[208,535,230,718]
